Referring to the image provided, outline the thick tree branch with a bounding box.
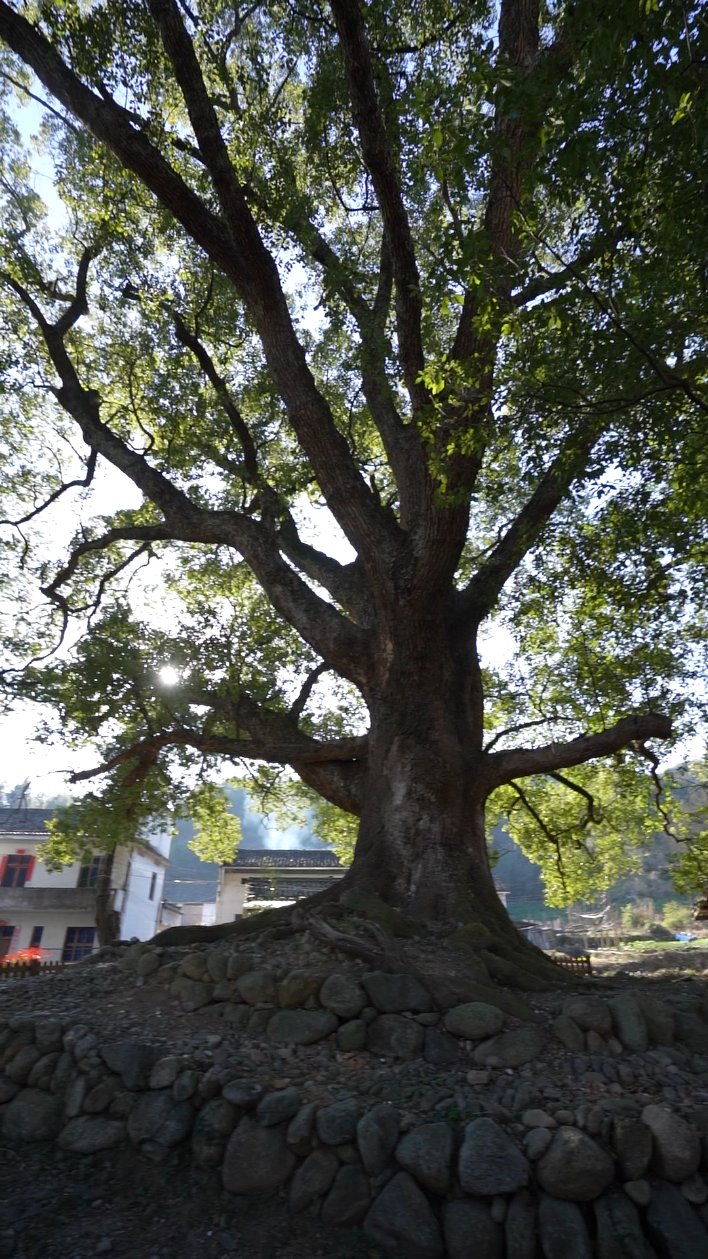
[0,0,401,567]
[329,0,428,414]
[169,309,259,481]
[277,200,429,517]
[9,273,370,678]
[486,713,672,790]
[458,414,605,622]
[275,514,369,624]
[146,0,400,563]
[70,730,368,781]
[512,235,625,308]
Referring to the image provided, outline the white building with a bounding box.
[0,807,171,961]
[216,848,345,922]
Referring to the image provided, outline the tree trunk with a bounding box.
[95,848,121,946]
[340,619,505,924]
[333,620,566,984]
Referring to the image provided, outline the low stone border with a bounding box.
[3,958,708,1257]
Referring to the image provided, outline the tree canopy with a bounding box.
[0,0,706,928]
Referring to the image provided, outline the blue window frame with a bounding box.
[62,926,95,962]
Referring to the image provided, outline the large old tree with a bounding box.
[0,0,706,967]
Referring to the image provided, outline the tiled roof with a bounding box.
[0,807,53,835]
[230,848,342,870]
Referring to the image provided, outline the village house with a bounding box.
[215,848,346,921]
[0,807,172,961]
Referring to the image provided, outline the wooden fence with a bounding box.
[554,952,593,976]
[0,959,66,979]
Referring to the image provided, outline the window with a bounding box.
[149,872,157,901]
[0,924,16,959]
[78,856,104,888]
[61,926,95,962]
[29,925,44,948]
[1,855,34,888]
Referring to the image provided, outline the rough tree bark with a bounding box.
[94,849,120,947]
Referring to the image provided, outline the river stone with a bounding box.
[83,1076,119,1114]
[191,1097,239,1168]
[100,1042,162,1090]
[319,973,366,1019]
[645,1179,708,1258]
[563,995,612,1036]
[287,1102,317,1157]
[127,1091,194,1147]
[538,1196,592,1259]
[362,971,433,1014]
[681,1172,708,1204]
[136,951,160,977]
[289,1147,340,1212]
[28,1050,60,1085]
[458,1118,529,1195]
[64,1076,87,1118]
[443,1002,504,1040]
[552,1014,585,1053]
[674,1012,708,1054]
[236,970,278,1005]
[149,1056,180,1089]
[422,1027,459,1065]
[173,1069,198,1102]
[395,1121,453,1195]
[226,953,252,981]
[525,1127,553,1160]
[256,1086,300,1127]
[367,1014,424,1061]
[206,950,228,983]
[180,979,214,1012]
[642,1104,701,1182]
[276,970,321,1009]
[638,995,675,1046]
[623,1179,651,1208]
[443,1200,502,1259]
[357,1102,401,1174]
[522,1109,556,1128]
[58,1116,126,1153]
[181,952,209,980]
[316,1098,360,1145]
[34,1019,63,1055]
[321,1165,370,1226]
[267,1009,337,1045]
[5,1045,40,1084]
[473,1027,544,1068]
[222,1114,296,1194]
[337,1019,367,1052]
[1,1088,64,1142]
[594,1191,647,1259]
[608,993,648,1052]
[536,1126,614,1201]
[212,979,238,1002]
[221,1005,250,1029]
[364,1171,443,1259]
[613,1118,653,1181]
[0,1079,20,1104]
[505,1190,537,1259]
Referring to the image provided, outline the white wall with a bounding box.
[119,850,165,940]
[11,911,96,958]
[216,870,248,922]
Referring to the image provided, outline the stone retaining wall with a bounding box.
[3,948,708,1257]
